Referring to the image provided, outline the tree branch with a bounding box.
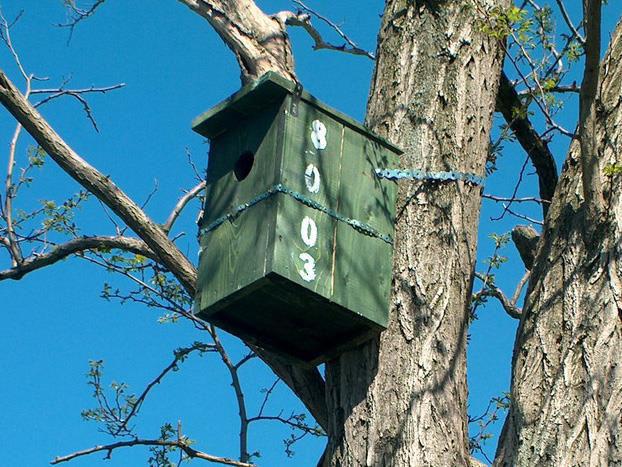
[554,0,585,45]
[31,83,127,132]
[578,0,604,221]
[177,0,295,83]
[163,181,206,233]
[274,4,374,60]
[0,235,155,281]
[112,343,216,436]
[0,69,198,293]
[51,437,255,466]
[496,72,558,218]
[474,272,524,319]
[254,348,328,431]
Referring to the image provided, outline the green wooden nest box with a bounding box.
[193,72,400,365]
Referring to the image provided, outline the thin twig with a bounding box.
[208,324,250,462]
[113,342,216,436]
[491,155,530,222]
[59,0,107,44]
[257,379,280,418]
[292,0,373,58]
[33,84,126,132]
[501,204,544,225]
[555,0,585,45]
[482,194,550,204]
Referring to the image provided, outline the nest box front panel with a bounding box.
[271,100,344,299]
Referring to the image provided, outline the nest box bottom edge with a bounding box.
[194,272,384,366]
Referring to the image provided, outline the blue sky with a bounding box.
[0,1,619,466]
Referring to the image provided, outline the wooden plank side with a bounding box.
[330,129,398,327]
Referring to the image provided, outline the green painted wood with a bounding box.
[331,130,398,326]
[193,72,401,364]
[196,198,277,317]
[272,98,343,299]
[201,105,283,225]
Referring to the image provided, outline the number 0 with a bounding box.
[305,164,321,193]
[301,216,318,247]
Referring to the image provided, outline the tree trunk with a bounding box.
[323,1,508,465]
[495,20,622,467]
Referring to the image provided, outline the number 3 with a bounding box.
[299,253,316,282]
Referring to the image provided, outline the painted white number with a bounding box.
[311,120,327,150]
[301,216,318,247]
[299,253,317,282]
[296,121,328,283]
[304,164,321,193]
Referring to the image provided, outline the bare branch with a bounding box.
[31,84,126,96]
[32,84,127,131]
[501,204,543,225]
[0,69,198,292]
[274,6,374,60]
[51,437,255,466]
[0,9,31,266]
[474,273,523,319]
[163,181,206,233]
[496,72,558,218]
[208,325,251,462]
[482,194,550,205]
[0,236,155,281]
[292,0,373,58]
[555,0,585,45]
[0,10,28,81]
[256,378,280,419]
[177,0,295,83]
[59,0,107,43]
[511,270,531,305]
[254,347,327,431]
[578,0,604,221]
[490,154,530,222]
[112,342,217,436]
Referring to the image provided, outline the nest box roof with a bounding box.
[191,72,401,154]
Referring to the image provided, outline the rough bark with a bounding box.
[495,19,622,467]
[323,1,508,465]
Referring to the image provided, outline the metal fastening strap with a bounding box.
[199,184,394,245]
[375,168,485,186]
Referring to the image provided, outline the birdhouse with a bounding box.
[192,72,400,365]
